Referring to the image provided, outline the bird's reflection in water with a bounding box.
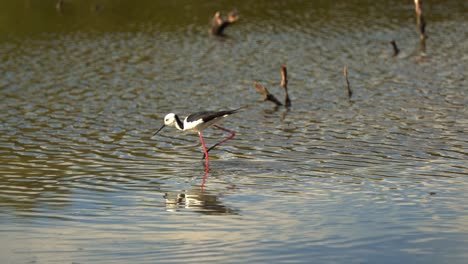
[163,168,238,215]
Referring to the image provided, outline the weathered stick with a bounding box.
[280,65,291,108]
[210,10,239,36]
[343,65,352,99]
[254,82,283,106]
[390,40,400,57]
[414,0,427,40]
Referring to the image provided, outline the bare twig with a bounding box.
[280,65,291,108]
[210,10,239,36]
[343,65,352,99]
[390,40,400,57]
[414,0,427,40]
[254,82,283,106]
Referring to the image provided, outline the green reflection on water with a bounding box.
[2,0,466,42]
[0,0,419,41]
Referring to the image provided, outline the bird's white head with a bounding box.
[153,113,180,137]
[163,113,177,127]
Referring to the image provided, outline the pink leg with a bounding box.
[198,131,210,169]
[200,165,209,192]
[202,125,236,159]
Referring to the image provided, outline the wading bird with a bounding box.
[153,109,241,169]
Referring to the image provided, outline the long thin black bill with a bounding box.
[153,124,165,136]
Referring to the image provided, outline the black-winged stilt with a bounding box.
[153,109,241,168]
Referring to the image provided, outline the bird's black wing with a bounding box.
[186,109,241,123]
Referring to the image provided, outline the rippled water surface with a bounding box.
[1,0,467,263]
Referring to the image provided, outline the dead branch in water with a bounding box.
[343,65,352,99]
[414,0,428,58]
[210,10,239,36]
[414,0,427,40]
[280,65,291,108]
[254,82,283,106]
[390,40,400,57]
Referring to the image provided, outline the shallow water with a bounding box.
[1,0,467,263]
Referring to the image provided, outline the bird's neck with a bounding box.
[174,115,184,130]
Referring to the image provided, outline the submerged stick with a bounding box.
[210,10,239,36]
[280,65,291,108]
[254,82,283,106]
[390,40,400,57]
[414,0,427,40]
[418,37,427,57]
[343,65,352,99]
